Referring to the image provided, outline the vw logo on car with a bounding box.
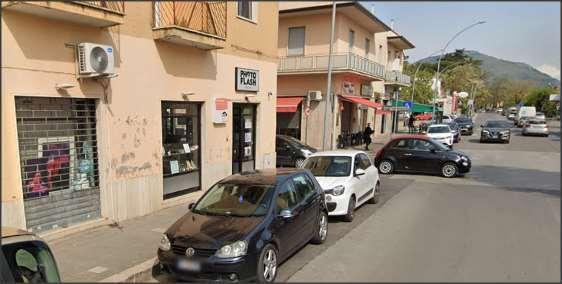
[185,247,195,257]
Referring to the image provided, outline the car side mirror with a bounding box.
[354,168,366,177]
[278,209,293,219]
[188,203,195,210]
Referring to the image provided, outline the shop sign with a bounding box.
[213,98,229,124]
[235,67,259,92]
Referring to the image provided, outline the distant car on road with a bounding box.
[303,150,380,222]
[480,120,512,143]
[517,106,536,121]
[454,117,474,135]
[496,108,503,114]
[276,135,317,168]
[441,115,454,124]
[425,124,454,148]
[156,169,328,282]
[535,112,546,120]
[522,119,549,137]
[517,116,533,128]
[446,122,461,143]
[1,227,61,283]
[374,135,471,178]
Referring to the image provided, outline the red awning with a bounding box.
[277,97,304,113]
[339,95,383,110]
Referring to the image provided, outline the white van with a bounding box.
[517,106,536,120]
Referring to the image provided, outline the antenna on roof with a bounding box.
[390,18,395,30]
[370,3,375,15]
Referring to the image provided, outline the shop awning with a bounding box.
[339,95,383,110]
[277,97,304,113]
[393,100,442,113]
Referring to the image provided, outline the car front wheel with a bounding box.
[257,244,278,283]
[367,182,381,204]
[441,162,458,178]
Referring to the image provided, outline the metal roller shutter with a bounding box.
[15,97,101,233]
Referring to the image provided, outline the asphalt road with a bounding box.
[288,112,560,282]
[149,112,560,282]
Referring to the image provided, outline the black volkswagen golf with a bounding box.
[156,169,328,282]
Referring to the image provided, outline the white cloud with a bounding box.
[536,64,560,80]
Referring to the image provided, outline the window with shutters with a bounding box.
[365,38,370,57]
[288,27,305,56]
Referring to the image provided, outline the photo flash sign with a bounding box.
[235,67,259,92]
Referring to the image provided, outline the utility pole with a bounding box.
[322,1,337,150]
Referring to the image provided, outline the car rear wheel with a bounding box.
[257,244,278,283]
[311,211,328,244]
[441,162,458,178]
[295,158,306,168]
[378,160,394,174]
[343,197,356,222]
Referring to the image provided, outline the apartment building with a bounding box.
[276,2,414,148]
[1,1,279,234]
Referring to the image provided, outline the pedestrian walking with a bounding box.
[363,123,374,150]
[408,114,416,133]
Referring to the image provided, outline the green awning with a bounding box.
[392,100,442,113]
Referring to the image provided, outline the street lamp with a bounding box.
[431,21,486,123]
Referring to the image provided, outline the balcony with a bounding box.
[278,53,386,80]
[152,1,227,50]
[1,1,125,27]
[384,70,411,86]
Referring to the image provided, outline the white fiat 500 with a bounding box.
[302,150,381,222]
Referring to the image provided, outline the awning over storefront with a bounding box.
[393,100,442,113]
[277,97,303,113]
[339,95,383,110]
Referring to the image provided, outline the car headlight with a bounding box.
[500,130,509,135]
[332,185,345,196]
[159,234,171,251]
[482,130,489,134]
[216,241,247,258]
[301,149,312,157]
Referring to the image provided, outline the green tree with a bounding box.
[525,86,559,117]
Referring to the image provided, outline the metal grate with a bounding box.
[15,97,100,232]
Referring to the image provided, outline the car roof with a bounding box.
[219,168,309,186]
[1,227,33,238]
[389,134,430,141]
[309,150,365,157]
[428,124,449,127]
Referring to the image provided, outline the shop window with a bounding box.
[162,102,201,198]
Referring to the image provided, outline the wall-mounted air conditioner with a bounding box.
[308,90,322,101]
[77,43,116,78]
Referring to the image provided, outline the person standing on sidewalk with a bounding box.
[408,115,416,133]
[363,123,374,150]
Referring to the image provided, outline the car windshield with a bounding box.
[2,240,60,283]
[484,121,512,128]
[455,118,472,123]
[529,120,546,125]
[282,136,315,151]
[303,156,352,177]
[428,126,451,133]
[447,123,459,130]
[536,112,545,116]
[193,183,275,217]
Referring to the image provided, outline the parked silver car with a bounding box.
[535,112,546,120]
[522,119,549,136]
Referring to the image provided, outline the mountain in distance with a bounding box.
[418,50,560,87]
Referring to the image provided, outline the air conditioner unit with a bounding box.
[77,43,115,78]
[308,90,322,101]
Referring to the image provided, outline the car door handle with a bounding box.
[402,153,413,156]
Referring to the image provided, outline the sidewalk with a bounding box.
[48,199,197,282]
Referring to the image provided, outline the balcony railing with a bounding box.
[74,1,125,14]
[278,53,386,79]
[153,1,227,39]
[385,70,411,86]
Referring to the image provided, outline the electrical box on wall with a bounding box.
[308,90,322,101]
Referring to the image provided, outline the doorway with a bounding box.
[232,104,257,174]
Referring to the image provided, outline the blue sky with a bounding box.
[362,1,560,71]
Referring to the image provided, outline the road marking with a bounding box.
[89,266,108,274]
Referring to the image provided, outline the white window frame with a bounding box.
[237,1,258,24]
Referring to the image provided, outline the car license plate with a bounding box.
[176,259,201,272]
[493,135,498,138]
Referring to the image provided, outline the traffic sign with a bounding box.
[403,101,413,110]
